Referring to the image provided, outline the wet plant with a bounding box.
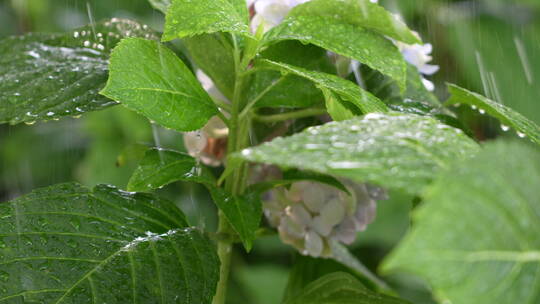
[0,0,539,303]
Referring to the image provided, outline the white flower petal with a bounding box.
[422,78,435,91]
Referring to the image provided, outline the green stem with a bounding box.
[212,33,254,304]
[253,108,328,123]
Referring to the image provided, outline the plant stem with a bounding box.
[253,108,328,123]
[212,33,252,304]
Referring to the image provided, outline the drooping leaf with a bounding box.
[284,272,411,304]
[234,113,479,194]
[289,0,421,44]
[127,148,216,192]
[446,84,540,145]
[162,0,251,41]
[0,19,158,125]
[126,149,261,251]
[382,140,540,304]
[263,15,407,91]
[101,38,219,132]
[258,59,387,114]
[0,183,219,303]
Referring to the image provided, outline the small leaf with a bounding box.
[101,38,219,132]
[284,272,411,304]
[208,188,262,252]
[0,19,157,125]
[446,83,540,145]
[127,148,215,192]
[321,87,360,121]
[263,15,407,91]
[258,59,387,114]
[162,0,251,41]
[382,140,540,304]
[234,113,479,194]
[127,149,261,251]
[0,183,219,303]
[289,0,421,44]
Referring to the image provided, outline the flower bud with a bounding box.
[183,116,228,166]
[263,180,386,257]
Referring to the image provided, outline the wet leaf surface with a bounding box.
[0,183,219,303]
[446,84,540,145]
[101,38,219,132]
[0,19,158,125]
[234,113,479,194]
[383,140,540,304]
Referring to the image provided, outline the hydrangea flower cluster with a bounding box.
[249,0,439,91]
[264,181,386,257]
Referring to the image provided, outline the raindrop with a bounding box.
[479,109,485,115]
[517,131,526,138]
[24,121,36,126]
[73,31,79,38]
[501,124,510,132]
[83,41,91,47]
[46,112,54,116]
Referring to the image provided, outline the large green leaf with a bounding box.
[101,38,219,132]
[0,183,219,303]
[263,15,406,90]
[0,19,157,125]
[382,140,540,304]
[162,0,251,41]
[289,0,421,44]
[446,84,540,145]
[258,59,387,114]
[127,148,261,251]
[234,113,479,194]
[284,272,411,304]
[127,148,215,192]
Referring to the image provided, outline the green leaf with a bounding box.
[321,87,360,121]
[289,0,421,44]
[258,59,388,114]
[247,41,335,109]
[382,140,540,304]
[183,34,236,100]
[208,188,262,252]
[162,0,251,41]
[0,183,219,303]
[126,148,261,251]
[0,19,158,125]
[263,15,407,91]
[446,84,540,145]
[101,38,219,132]
[127,148,216,192]
[234,113,479,194]
[361,64,441,107]
[284,272,411,304]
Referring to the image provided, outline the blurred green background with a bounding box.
[0,0,538,303]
